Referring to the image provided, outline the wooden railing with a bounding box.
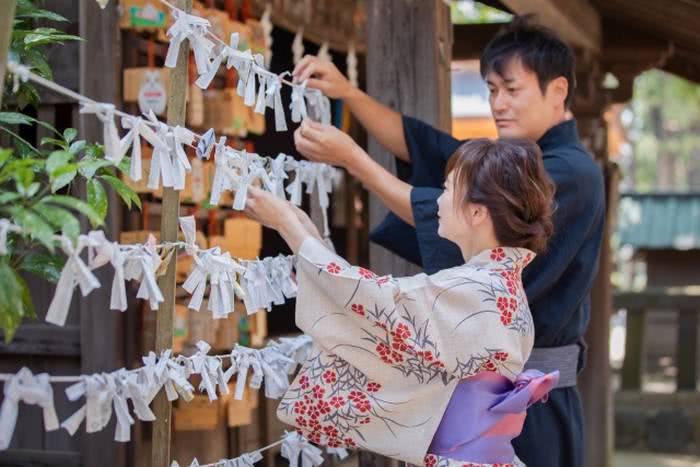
[614,287,700,391]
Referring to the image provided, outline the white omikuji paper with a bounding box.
[0,334,314,450]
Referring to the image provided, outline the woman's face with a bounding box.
[437,171,473,244]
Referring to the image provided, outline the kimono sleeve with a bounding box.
[294,237,530,383]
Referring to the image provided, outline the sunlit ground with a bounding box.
[615,452,700,466]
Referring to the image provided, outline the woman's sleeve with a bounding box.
[294,237,530,384]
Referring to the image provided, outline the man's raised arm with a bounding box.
[293,55,410,162]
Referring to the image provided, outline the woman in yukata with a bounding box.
[244,138,560,467]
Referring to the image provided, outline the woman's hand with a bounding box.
[290,204,324,242]
[244,186,295,231]
[244,187,314,254]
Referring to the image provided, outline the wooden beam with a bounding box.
[363,1,451,462]
[621,308,646,391]
[249,0,366,53]
[452,23,505,61]
[0,1,16,109]
[0,449,81,467]
[499,0,601,53]
[151,1,191,466]
[676,308,698,391]
[365,0,452,276]
[0,325,80,357]
[78,1,126,466]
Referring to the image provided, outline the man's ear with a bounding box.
[547,76,569,107]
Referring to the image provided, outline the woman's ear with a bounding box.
[470,204,489,226]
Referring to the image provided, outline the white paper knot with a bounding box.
[0,368,59,450]
[209,138,237,206]
[0,219,21,255]
[45,235,103,326]
[182,247,245,318]
[123,236,164,310]
[281,431,325,467]
[290,82,308,123]
[171,126,195,190]
[268,153,290,199]
[80,102,127,164]
[239,261,276,313]
[121,115,167,182]
[190,341,230,401]
[7,61,30,93]
[265,75,287,132]
[165,9,214,75]
[229,451,263,467]
[145,111,177,190]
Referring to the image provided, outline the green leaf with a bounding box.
[33,204,80,241]
[0,148,12,167]
[63,128,77,144]
[24,30,83,48]
[50,164,78,192]
[41,137,68,150]
[68,140,86,155]
[13,167,34,194]
[23,182,40,198]
[78,158,113,179]
[117,156,131,174]
[100,174,141,210]
[46,150,74,174]
[23,48,52,79]
[16,9,69,22]
[8,205,56,251]
[0,257,33,343]
[19,253,65,283]
[87,178,108,220]
[0,192,23,205]
[41,195,104,227]
[0,112,33,125]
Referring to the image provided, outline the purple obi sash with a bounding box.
[427,369,559,464]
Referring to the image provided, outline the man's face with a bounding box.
[486,58,565,141]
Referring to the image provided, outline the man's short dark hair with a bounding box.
[480,16,576,108]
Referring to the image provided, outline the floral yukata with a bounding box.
[277,238,558,466]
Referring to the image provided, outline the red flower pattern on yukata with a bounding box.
[366,382,382,392]
[351,303,365,316]
[490,248,506,261]
[322,369,337,384]
[375,276,391,286]
[326,262,342,274]
[358,267,377,279]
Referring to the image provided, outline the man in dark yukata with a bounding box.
[289,18,605,467]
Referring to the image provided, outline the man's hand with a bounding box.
[294,119,369,173]
[293,55,354,99]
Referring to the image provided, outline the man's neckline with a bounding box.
[537,119,579,152]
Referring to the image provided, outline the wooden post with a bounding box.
[0,1,17,109]
[365,0,452,278]
[152,1,191,467]
[79,1,126,466]
[576,111,616,467]
[621,308,646,390]
[676,308,698,391]
[363,1,451,467]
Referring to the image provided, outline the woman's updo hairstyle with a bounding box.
[446,138,555,253]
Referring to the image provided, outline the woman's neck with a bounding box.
[457,236,501,262]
